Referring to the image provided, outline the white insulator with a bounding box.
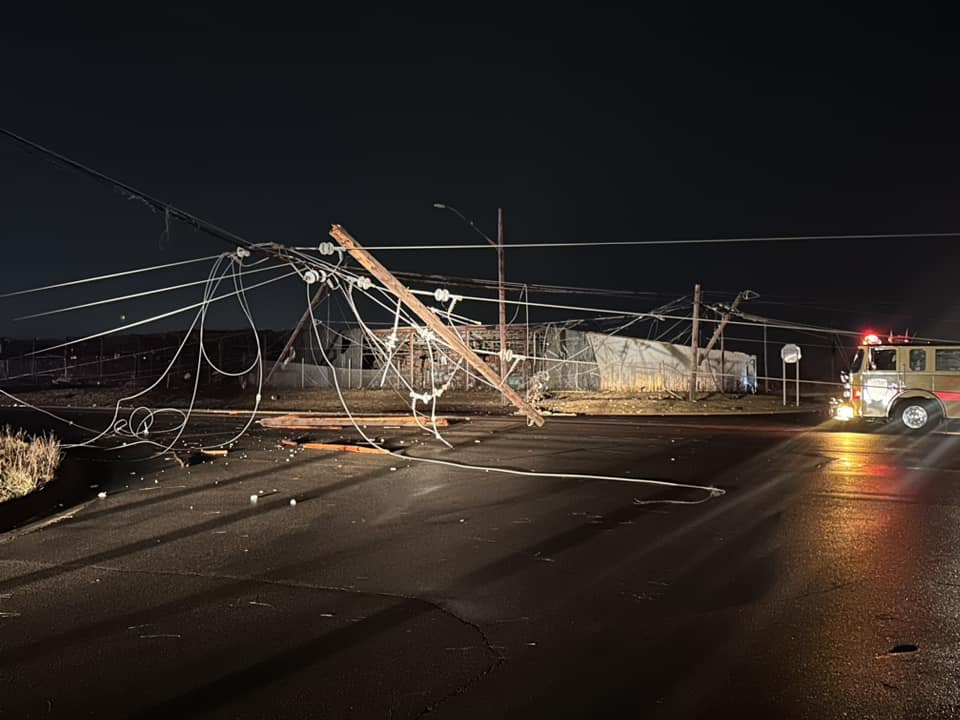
[384,333,398,352]
[500,348,514,362]
[433,288,451,303]
[303,269,320,284]
[418,327,437,343]
[356,276,372,290]
[236,247,251,258]
[318,241,336,256]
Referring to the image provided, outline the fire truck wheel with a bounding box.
[894,399,940,433]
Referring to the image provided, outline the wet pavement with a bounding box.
[2,412,960,718]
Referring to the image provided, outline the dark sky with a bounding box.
[2,7,960,364]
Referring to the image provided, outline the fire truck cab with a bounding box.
[831,333,960,432]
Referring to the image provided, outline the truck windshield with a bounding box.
[849,349,864,373]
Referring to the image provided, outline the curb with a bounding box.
[537,409,825,418]
[0,499,95,544]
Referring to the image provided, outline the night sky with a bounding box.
[2,8,959,372]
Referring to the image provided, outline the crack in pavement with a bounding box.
[89,565,508,720]
[2,560,506,718]
[794,578,866,602]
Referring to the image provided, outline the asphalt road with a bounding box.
[2,412,960,718]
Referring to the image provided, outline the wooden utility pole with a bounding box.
[408,330,415,387]
[329,224,544,426]
[763,322,769,392]
[498,208,508,403]
[688,283,701,401]
[720,322,726,394]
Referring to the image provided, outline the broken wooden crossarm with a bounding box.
[259,414,448,429]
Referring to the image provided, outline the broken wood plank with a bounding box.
[259,414,447,429]
[300,442,389,455]
[265,424,344,431]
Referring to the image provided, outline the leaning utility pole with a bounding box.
[265,284,329,385]
[497,208,508,403]
[689,283,701,401]
[699,290,754,363]
[329,224,544,427]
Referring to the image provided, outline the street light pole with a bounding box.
[434,203,508,394]
[497,208,507,392]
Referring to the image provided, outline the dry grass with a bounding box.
[0,426,63,503]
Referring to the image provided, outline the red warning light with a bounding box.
[863,331,881,345]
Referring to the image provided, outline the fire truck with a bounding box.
[830,332,960,432]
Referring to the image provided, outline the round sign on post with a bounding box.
[780,344,801,364]
[780,344,802,407]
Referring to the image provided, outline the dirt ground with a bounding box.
[539,390,824,416]
[1,384,824,417]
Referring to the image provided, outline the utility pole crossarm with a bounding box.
[329,224,545,427]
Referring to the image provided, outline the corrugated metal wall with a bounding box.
[586,333,757,393]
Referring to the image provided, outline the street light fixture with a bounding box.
[433,203,497,248]
[433,202,508,392]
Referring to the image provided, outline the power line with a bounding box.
[0,254,223,299]
[30,269,298,356]
[295,231,960,252]
[0,127,276,257]
[14,262,288,321]
[388,270,665,298]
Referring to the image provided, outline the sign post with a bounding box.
[780,344,802,407]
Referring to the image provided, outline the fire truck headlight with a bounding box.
[836,405,854,421]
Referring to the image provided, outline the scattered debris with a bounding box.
[526,371,549,410]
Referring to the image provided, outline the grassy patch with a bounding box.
[0,426,63,503]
